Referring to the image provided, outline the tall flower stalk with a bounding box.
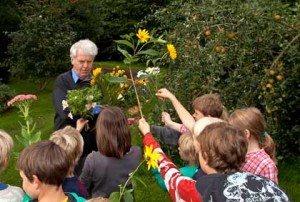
[7,94,41,147]
[115,28,177,118]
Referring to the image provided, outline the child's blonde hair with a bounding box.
[0,130,13,173]
[228,107,277,164]
[178,133,198,164]
[193,117,224,138]
[50,126,84,169]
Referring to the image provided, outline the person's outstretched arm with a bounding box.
[138,118,202,202]
[156,88,195,132]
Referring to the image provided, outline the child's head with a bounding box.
[196,122,247,174]
[178,133,198,164]
[192,117,224,152]
[192,93,225,120]
[17,140,70,199]
[228,107,276,163]
[96,106,131,159]
[49,126,84,174]
[0,130,14,173]
[87,197,109,202]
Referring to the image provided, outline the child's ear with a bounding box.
[32,175,42,189]
[245,129,251,140]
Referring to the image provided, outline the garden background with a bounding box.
[0,0,299,201]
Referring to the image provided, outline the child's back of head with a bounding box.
[17,140,70,187]
[196,122,248,174]
[192,93,226,119]
[96,106,131,159]
[0,130,13,173]
[50,126,84,174]
[178,133,198,165]
[228,107,276,163]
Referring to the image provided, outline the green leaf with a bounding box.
[124,190,134,202]
[137,49,160,56]
[109,192,120,202]
[117,46,133,61]
[114,40,134,49]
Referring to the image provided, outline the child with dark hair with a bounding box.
[17,140,86,202]
[80,106,141,198]
[229,107,278,183]
[0,130,24,202]
[138,118,290,202]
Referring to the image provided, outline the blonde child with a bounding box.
[79,106,141,198]
[18,140,86,202]
[151,133,198,191]
[138,118,290,201]
[228,107,278,183]
[50,126,88,198]
[0,130,24,202]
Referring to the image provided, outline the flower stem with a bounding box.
[119,160,145,201]
[129,66,143,118]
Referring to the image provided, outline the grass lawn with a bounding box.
[1,63,299,201]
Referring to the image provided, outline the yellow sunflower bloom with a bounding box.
[136,28,151,43]
[93,68,102,77]
[144,145,161,170]
[167,44,177,60]
[90,79,96,86]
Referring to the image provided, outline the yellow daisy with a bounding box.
[93,67,102,77]
[136,28,151,43]
[167,44,177,60]
[144,145,161,170]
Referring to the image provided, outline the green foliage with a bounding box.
[141,0,300,157]
[65,86,102,119]
[0,83,14,112]
[6,0,76,90]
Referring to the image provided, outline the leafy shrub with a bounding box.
[140,0,300,157]
[0,83,14,113]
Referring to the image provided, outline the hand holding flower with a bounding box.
[76,118,89,132]
[138,118,150,135]
[155,88,175,101]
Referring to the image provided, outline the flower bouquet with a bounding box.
[62,86,102,120]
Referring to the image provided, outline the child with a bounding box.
[151,133,198,191]
[138,118,290,201]
[50,126,89,198]
[228,107,278,183]
[151,88,227,147]
[79,106,141,198]
[0,130,24,202]
[17,140,86,202]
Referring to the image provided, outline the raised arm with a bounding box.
[156,88,195,132]
[138,118,202,202]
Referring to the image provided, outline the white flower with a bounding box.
[92,102,97,108]
[68,112,73,120]
[62,100,68,110]
[145,67,160,75]
[137,70,147,78]
[117,94,124,101]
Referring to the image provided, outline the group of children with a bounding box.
[0,87,290,201]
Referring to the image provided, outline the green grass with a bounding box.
[1,64,299,202]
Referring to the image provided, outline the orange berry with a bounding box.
[268,79,274,84]
[274,15,281,21]
[226,32,236,39]
[215,46,225,53]
[266,83,273,89]
[276,75,283,81]
[204,30,211,37]
[269,70,275,75]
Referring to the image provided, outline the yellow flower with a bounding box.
[167,44,177,60]
[93,68,102,77]
[136,28,150,43]
[137,79,145,85]
[90,79,96,86]
[144,145,161,170]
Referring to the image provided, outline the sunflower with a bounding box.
[136,28,151,43]
[144,145,161,170]
[167,44,177,60]
[93,67,102,77]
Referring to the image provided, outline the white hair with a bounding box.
[70,39,98,59]
[193,117,224,137]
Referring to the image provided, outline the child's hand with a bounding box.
[76,118,89,132]
[155,88,175,101]
[138,118,150,135]
[161,112,172,127]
